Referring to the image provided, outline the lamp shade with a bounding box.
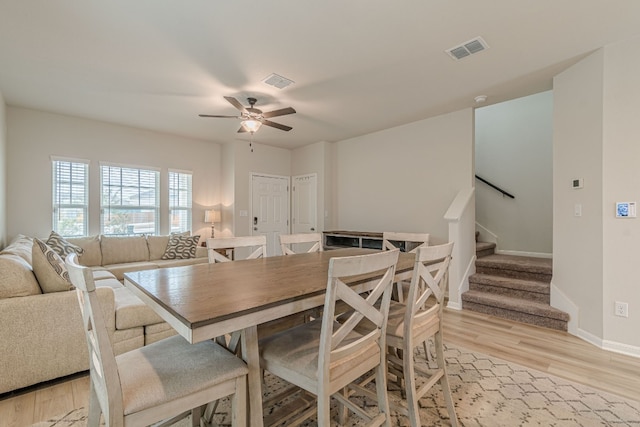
[241,119,262,133]
[204,209,221,223]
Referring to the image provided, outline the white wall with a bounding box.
[6,107,222,243]
[553,50,605,338]
[291,141,336,232]
[475,91,553,254]
[335,109,474,243]
[601,37,640,351]
[229,141,291,238]
[554,36,640,354]
[0,91,6,247]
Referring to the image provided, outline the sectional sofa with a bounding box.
[0,233,208,395]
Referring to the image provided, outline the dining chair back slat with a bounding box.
[207,235,267,262]
[279,232,323,255]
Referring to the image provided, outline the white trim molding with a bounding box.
[550,281,578,335]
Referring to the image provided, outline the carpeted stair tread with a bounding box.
[475,254,552,275]
[462,290,569,321]
[475,241,496,258]
[469,273,549,295]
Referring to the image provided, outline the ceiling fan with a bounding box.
[199,96,296,133]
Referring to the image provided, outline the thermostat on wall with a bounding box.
[616,202,636,218]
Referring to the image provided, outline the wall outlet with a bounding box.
[614,301,629,318]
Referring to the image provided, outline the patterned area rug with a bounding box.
[33,344,640,426]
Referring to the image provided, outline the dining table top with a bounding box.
[123,247,415,342]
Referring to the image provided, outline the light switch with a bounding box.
[574,204,582,217]
[239,210,248,217]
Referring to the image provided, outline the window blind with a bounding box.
[168,170,192,233]
[52,159,88,237]
[100,164,159,235]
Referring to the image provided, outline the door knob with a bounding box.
[311,228,315,231]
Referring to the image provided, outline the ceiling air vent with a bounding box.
[446,37,489,60]
[262,73,295,89]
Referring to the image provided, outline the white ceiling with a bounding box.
[1,1,639,150]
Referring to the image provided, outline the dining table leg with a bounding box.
[241,325,264,427]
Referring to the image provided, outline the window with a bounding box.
[101,164,159,236]
[168,170,192,234]
[52,158,89,237]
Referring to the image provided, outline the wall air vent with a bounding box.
[446,37,489,60]
[262,73,295,89]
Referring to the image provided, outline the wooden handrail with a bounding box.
[475,175,515,199]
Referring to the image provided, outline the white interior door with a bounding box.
[251,174,290,256]
[292,174,318,234]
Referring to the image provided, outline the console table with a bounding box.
[323,230,419,252]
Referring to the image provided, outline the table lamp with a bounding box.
[204,209,221,238]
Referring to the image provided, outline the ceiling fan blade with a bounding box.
[224,96,248,113]
[262,107,296,119]
[198,114,240,118]
[237,126,248,133]
[261,119,293,132]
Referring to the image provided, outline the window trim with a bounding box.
[51,157,89,237]
[100,163,160,236]
[168,169,193,234]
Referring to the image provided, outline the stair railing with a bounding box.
[475,175,515,199]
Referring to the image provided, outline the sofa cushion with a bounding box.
[0,234,34,265]
[147,235,171,261]
[0,254,42,298]
[105,262,158,281]
[46,231,84,258]
[32,238,73,293]
[101,235,149,266]
[161,234,200,260]
[66,235,102,267]
[91,269,117,281]
[112,287,163,330]
[94,276,124,290]
[153,257,208,269]
[145,322,177,345]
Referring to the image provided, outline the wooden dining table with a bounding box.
[123,247,415,427]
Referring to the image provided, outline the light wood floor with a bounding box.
[1,309,639,426]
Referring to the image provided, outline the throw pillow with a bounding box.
[46,231,85,258]
[161,234,200,260]
[32,238,73,293]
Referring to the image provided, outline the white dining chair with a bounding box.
[206,235,267,263]
[279,232,324,255]
[385,242,458,426]
[383,231,433,362]
[382,231,430,303]
[259,249,400,426]
[66,253,248,427]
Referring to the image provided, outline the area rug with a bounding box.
[32,344,640,426]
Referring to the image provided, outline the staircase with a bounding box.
[462,239,570,331]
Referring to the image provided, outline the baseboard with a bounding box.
[576,328,640,358]
[495,249,552,259]
[447,300,462,310]
[449,254,475,311]
[602,339,640,358]
[550,282,578,335]
[475,223,498,245]
[577,327,603,348]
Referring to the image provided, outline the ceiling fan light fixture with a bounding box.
[241,119,262,133]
